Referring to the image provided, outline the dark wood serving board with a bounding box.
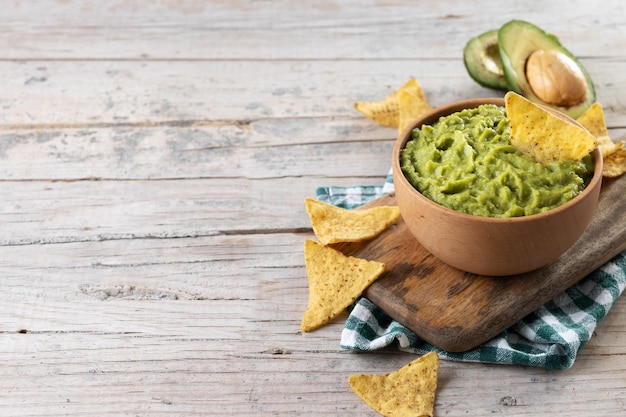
[336,174,626,352]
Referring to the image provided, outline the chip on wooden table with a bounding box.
[301,239,385,332]
[576,102,625,158]
[355,78,431,129]
[304,198,400,245]
[348,351,439,417]
[398,89,433,134]
[505,91,597,163]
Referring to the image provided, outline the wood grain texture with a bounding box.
[1,1,625,60]
[1,1,625,416]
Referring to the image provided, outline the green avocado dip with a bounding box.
[400,104,594,218]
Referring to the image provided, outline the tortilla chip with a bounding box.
[576,102,608,137]
[305,197,400,245]
[355,78,431,129]
[355,96,400,128]
[349,351,439,417]
[603,147,626,178]
[505,91,597,163]
[597,135,625,158]
[301,239,385,332]
[576,102,625,158]
[398,90,433,134]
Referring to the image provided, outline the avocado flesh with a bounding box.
[498,20,595,119]
[463,29,508,90]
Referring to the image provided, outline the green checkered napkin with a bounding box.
[316,171,626,370]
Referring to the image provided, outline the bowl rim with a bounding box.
[392,97,604,223]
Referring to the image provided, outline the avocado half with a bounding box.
[463,29,508,90]
[498,20,595,119]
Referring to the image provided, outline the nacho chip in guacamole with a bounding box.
[505,91,597,163]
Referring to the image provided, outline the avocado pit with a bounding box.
[525,49,588,108]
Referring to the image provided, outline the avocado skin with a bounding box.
[498,20,595,119]
[463,29,508,90]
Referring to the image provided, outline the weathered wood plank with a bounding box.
[0,0,623,60]
[0,124,396,180]
[7,320,619,408]
[0,232,624,415]
[0,174,392,245]
[0,59,625,126]
[0,120,624,182]
[0,333,624,416]
[1,232,623,349]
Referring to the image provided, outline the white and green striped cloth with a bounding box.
[316,172,626,370]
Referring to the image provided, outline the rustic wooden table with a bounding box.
[1,1,624,416]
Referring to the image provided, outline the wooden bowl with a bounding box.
[392,98,603,276]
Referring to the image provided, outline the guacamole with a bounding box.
[400,104,594,218]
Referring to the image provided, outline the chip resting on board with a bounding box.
[603,147,626,178]
[577,102,624,157]
[304,197,400,245]
[576,102,608,138]
[355,78,432,129]
[348,351,439,417]
[505,91,597,163]
[300,239,385,332]
[576,102,626,177]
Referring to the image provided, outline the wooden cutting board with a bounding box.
[336,173,626,352]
